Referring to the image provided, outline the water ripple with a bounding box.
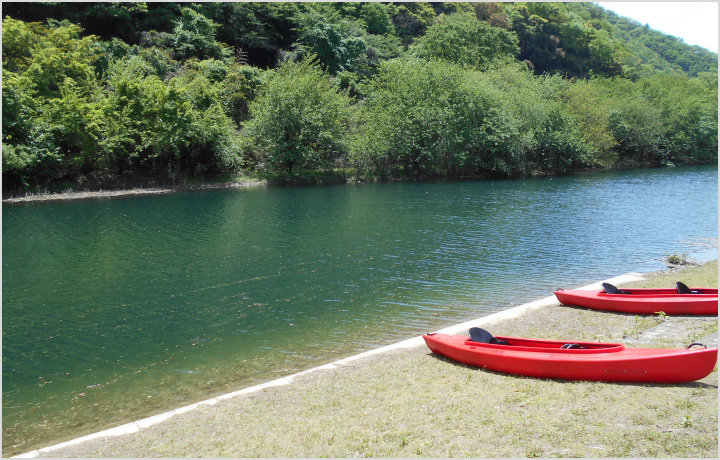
[2,166,717,455]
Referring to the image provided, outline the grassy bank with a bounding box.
[22,261,718,458]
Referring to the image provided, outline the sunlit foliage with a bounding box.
[1,2,717,193]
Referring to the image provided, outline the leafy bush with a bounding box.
[242,56,351,174]
[410,13,519,70]
[351,58,520,177]
[1,6,717,193]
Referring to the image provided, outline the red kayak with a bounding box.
[554,283,718,315]
[423,328,718,383]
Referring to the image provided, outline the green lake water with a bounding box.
[2,165,718,455]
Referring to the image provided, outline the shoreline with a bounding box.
[2,180,266,204]
[5,163,716,204]
[11,266,718,458]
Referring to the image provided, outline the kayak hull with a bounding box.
[554,288,718,315]
[422,333,718,383]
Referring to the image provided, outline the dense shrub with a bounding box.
[241,57,351,174]
[410,13,519,70]
[1,5,717,193]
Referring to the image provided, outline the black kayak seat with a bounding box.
[560,343,586,350]
[676,281,703,294]
[602,282,631,294]
[468,327,509,345]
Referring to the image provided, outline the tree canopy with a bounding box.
[410,13,519,70]
[2,2,717,194]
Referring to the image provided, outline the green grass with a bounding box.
[630,260,718,288]
[31,261,718,458]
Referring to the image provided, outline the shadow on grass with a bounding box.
[556,304,716,319]
[425,352,718,389]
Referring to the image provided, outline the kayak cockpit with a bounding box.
[600,283,718,297]
[466,328,625,353]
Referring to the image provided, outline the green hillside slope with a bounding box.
[2,2,717,194]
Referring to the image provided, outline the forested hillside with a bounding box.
[2,2,717,194]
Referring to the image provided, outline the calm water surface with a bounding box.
[2,165,718,454]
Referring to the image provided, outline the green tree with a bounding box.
[218,63,263,124]
[1,17,42,73]
[411,13,519,69]
[99,54,163,172]
[359,2,394,35]
[559,78,617,164]
[19,19,104,99]
[1,69,59,189]
[43,77,105,171]
[506,2,562,73]
[242,56,351,174]
[292,5,368,74]
[586,27,625,77]
[214,2,299,68]
[391,2,437,44]
[639,73,718,162]
[505,2,626,78]
[170,7,232,61]
[99,53,242,177]
[609,102,664,163]
[601,78,665,164]
[481,65,592,172]
[145,67,242,176]
[351,58,519,177]
[2,18,104,188]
